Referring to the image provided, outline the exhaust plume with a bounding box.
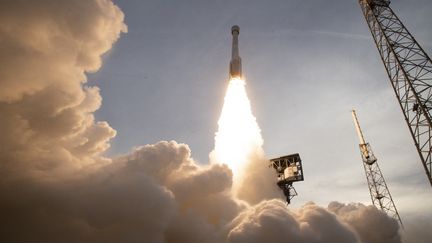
[210,78,263,182]
[210,77,280,203]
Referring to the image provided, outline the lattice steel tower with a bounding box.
[359,0,432,186]
[352,110,403,226]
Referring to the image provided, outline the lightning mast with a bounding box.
[352,110,403,226]
[359,0,432,186]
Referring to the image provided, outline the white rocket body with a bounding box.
[230,25,242,78]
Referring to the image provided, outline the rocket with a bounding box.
[229,25,242,78]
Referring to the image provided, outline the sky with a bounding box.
[88,0,432,214]
[1,0,431,242]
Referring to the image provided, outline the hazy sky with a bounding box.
[88,0,432,220]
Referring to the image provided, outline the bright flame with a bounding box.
[211,77,264,190]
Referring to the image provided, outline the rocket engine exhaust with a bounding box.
[211,25,266,197]
[229,25,242,78]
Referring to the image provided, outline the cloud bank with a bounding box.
[0,0,414,242]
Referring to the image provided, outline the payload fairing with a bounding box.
[229,25,242,78]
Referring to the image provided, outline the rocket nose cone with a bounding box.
[231,25,240,35]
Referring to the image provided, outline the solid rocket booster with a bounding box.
[230,25,242,78]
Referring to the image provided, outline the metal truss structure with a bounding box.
[359,0,432,186]
[360,143,403,226]
[270,154,304,204]
[352,110,403,226]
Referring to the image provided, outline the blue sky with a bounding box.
[88,0,432,218]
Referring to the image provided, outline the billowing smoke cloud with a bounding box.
[229,200,358,243]
[1,141,237,242]
[328,202,401,243]
[228,200,402,243]
[0,0,125,181]
[0,0,407,242]
[236,155,281,204]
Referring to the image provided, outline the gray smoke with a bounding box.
[0,0,409,242]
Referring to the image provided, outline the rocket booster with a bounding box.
[229,25,242,78]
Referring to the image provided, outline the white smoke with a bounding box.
[0,0,126,182]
